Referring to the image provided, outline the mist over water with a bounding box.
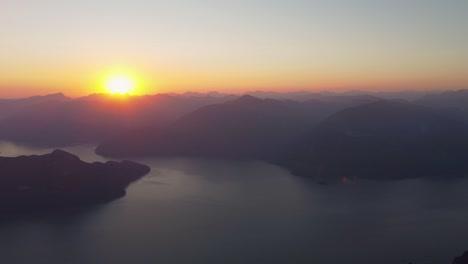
[1,141,468,264]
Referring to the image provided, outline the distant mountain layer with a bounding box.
[0,90,428,148]
[417,89,468,111]
[0,93,69,119]
[5,90,468,182]
[97,95,314,159]
[0,93,233,146]
[96,94,382,159]
[280,100,468,181]
[0,150,150,211]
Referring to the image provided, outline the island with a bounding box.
[0,150,150,211]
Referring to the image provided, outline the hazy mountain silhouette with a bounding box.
[96,93,386,158]
[96,95,322,159]
[0,93,69,119]
[417,89,468,110]
[244,90,429,101]
[244,91,319,101]
[280,100,468,181]
[5,90,468,183]
[301,94,381,110]
[0,93,232,146]
[0,150,150,211]
[0,91,429,149]
[181,91,233,98]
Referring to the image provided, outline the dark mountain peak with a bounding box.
[325,94,381,103]
[206,91,225,97]
[150,93,176,100]
[181,91,228,97]
[282,100,468,180]
[183,91,203,97]
[314,99,468,146]
[418,89,467,100]
[454,89,468,95]
[96,93,318,159]
[417,89,468,110]
[302,98,326,105]
[40,92,67,99]
[18,93,69,103]
[444,89,468,96]
[50,149,81,161]
[228,95,264,105]
[321,100,435,129]
[50,92,66,97]
[81,93,110,100]
[225,95,294,110]
[299,94,381,108]
[336,99,414,114]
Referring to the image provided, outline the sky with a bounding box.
[0,0,467,97]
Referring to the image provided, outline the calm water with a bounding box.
[1,141,468,264]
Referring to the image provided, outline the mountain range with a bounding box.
[0,93,232,146]
[95,94,382,158]
[280,100,468,181]
[3,89,468,181]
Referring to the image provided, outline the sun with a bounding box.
[105,75,136,95]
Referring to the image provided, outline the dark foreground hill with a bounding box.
[280,100,468,181]
[0,150,150,211]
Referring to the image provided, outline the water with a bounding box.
[1,141,468,264]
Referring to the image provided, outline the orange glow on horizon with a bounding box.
[0,64,466,98]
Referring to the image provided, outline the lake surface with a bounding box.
[1,141,468,264]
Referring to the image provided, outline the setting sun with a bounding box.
[105,75,136,95]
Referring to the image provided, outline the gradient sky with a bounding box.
[1,0,467,97]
